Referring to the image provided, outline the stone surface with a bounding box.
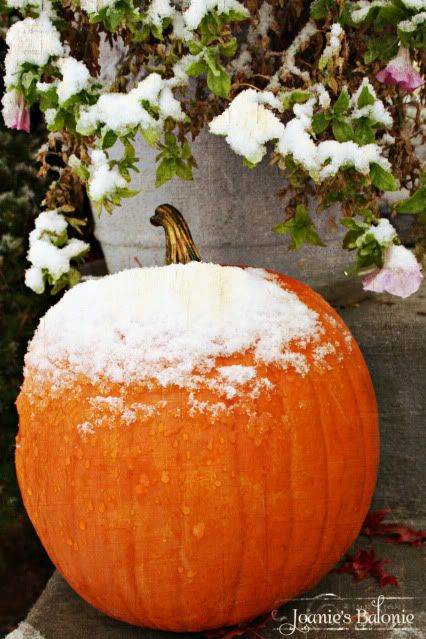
[6,533,426,639]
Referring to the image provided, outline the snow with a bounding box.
[25,209,89,292]
[367,218,397,244]
[57,57,90,104]
[183,0,249,30]
[321,22,343,63]
[275,20,318,82]
[350,79,393,127]
[316,140,390,179]
[25,266,45,294]
[399,11,426,32]
[80,0,117,13]
[351,0,387,23]
[147,0,175,25]
[209,89,284,164]
[76,72,185,136]
[4,14,63,88]
[5,0,42,9]
[34,209,67,235]
[383,244,421,270]
[87,150,127,201]
[276,92,391,180]
[25,263,323,390]
[256,1,274,37]
[401,0,426,9]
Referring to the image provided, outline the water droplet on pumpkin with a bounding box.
[214,480,222,487]
[98,502,106,513]
[192,522,205,539]
[66,537,73,546]
[177,566,184,574]
[161,471,170,483]
[87,499,94,511]
[84,460,91,469]
[182,432,189,441]
[27,488,32,496]
[79,520,86,531]
[73,542,79,551]
[180,505,190,515]
[186,569,197,579]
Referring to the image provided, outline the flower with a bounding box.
[1,89,30,132]
[376,47,424,92]
[363,244,423,298]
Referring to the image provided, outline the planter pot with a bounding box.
[94,129,348,293]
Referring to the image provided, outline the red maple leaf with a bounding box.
[361,510,426,547]
[334,548,399,588]
[204,612,271,639]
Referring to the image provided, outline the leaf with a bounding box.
[357,85,375,108]
[273,205,325,249]
[282,90,310,110]
[312,112,330,135]
[332,119,353,142]
[362,509,426,547]
[187,40,203,55]
[334,549,399,588]
[141,127,161,148]
[186,59,208,77]
[102,130,118,150]
[310,0,334,19]
[396,187,426,214]
[370,162,397,191]
[156,157,176,187]
[220,38,237,58]
[333,89,350,115]
[207,66,230,98]
[353,119,375,146]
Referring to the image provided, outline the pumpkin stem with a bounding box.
[150,204,202,265]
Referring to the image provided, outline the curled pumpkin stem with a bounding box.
[150,204,202,265]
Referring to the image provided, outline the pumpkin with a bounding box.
[16,205,379,632]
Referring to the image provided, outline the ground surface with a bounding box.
[5,534,425,639]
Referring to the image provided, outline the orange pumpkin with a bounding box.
[16,205,379,632]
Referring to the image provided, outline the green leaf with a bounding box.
[156,157,176,187]
[186,59,208,77]
[396,187,426,214]
[187,40,204,55]
[357,85,375,108]
[175,159,193,181]
[353,119,375,145]
[312,112,330,135]
[333,89,350,115]
[332,119,353,142]
[273,204,325,249]
[220,38,238,58]
[370,162,397,191]
[207,66,230,98]
[141,127,161,148]
[282,90,310,110]
[310,0,334,20]
[102,130,118,150]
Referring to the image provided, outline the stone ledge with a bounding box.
[6,532,426,639]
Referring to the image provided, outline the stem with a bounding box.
[150,204,202,265]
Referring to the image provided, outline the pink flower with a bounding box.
[376,47,424,92]
[1,89,30,132]
[363,244,423,298]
